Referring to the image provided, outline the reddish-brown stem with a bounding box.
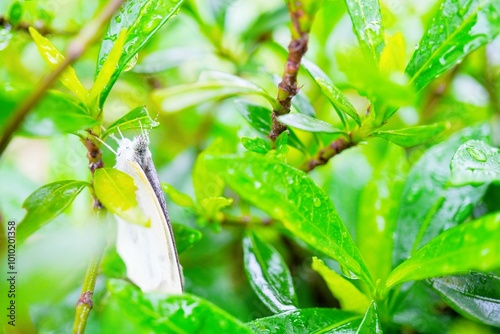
[301,136,356,172]
[270,3,311,142]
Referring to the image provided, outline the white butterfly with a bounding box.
[113,132,183,294]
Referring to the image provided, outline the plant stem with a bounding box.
[0,0,125,157]
[270,1,313,142]
[300,135,355,172]
[72,254,103,334]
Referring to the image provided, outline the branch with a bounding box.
[270,1,315,142]
[300,135,355,172]
[0,0,125,156]
[0,16,76,36]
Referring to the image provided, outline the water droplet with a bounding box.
[313,197,321,208]
[115,15,122,23]
[340,265,359,280]
[123,54,138,72]
[466,146,487,162]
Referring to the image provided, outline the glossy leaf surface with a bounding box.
[247,308,362,333]
[372,123,445,147]
[278,113,348,135]
[387,212,500,289]
[428,271,500,327]
[172,223,202,254]
[344,0,385,63]
[241,137,271,154]
[406,0,500,91]
[356,302,382,334]
[449,139,500,186]
[103,106,159,139]
[107,279,253,333]
[17,180,89,242]
[205,154,373,288]
[243,232,297,313]
[393,125,490,266]
[96,0,185,105]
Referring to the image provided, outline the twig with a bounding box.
[0,16,76,36]
[270,1,313,142]
[72,253,103,334]
[0,0,125,157]
[300,135,355,172]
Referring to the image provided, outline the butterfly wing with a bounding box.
[115,159,183,294]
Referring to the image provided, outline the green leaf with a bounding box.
[372,123,446,147]
[172,223,202,254]
[89,29,127,106]
[406,0,500,91]
[94,168,149,227]
[344,0,385,63]
[20,90,98,136]
[449,140,500,186]
[8,1,23,26]
[386,212,500,290]
[243,232,297,313]
[29,27,88,103]
[393,124,491,266]
[302,59,359,125]
[107,279,253,333]
[357,145,407,283]
[247,308,362,333]
[193,138,231,203]
[199,197,233,220]
[312,257,370,313]
[162,183,196,209]
[151,71,276,113]
[133,47,207,74]
[236,101,272,136]
[356,302,382,334]
[278,113,348,135]
[205,154,374,289]
[428,272,500,327]
[17,180,89,242]
[102,106,159,139]
[241,137,271,154]
[235,101,308,154]
[96,0,186,106]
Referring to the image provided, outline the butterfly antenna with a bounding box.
[92,134,117,155]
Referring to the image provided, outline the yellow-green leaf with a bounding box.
[312,257,370,314]
[29,27,88,103]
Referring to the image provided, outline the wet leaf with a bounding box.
[243,232,297,313]
[107,279,253,333]
[17,180,89,242]
[96,0,185,106]
[428,271,500,327]
[386,212,500,290]
[356,302,382,334]
[94,167,149,227]
[372,123,446,147]
[204,154,374,288]
[278,113,348,135]
[247,308,362,333]
[393,124,491,266]
[102,106,159,139]
[172,223,202,254]
[344,0,385,63]
[449,140,500,186]
[302,59,359,125]
[241,137,271,154]
[312,257,370,313]
[199,197,233,220]
[406,0,500,91]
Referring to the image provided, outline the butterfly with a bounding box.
[113,131,183,294]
